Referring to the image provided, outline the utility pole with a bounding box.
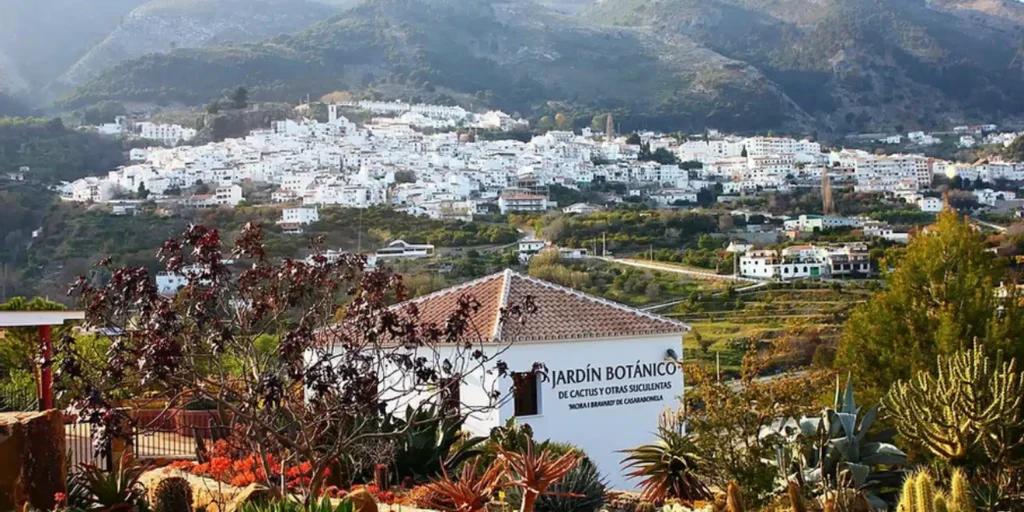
[357,208,364,253]
[602,232,607,257]
[716,351,721,382]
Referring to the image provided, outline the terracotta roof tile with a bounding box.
[398,270,688,342]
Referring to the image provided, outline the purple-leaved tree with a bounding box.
[57,223,537,499]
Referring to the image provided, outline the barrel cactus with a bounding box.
[153,477,193,512]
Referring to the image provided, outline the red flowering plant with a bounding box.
[172,451,323,490]
[56,223,538,502]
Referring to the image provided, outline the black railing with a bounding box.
[65,420,113,472]
[134,417,228,460]
[0,387,40,412]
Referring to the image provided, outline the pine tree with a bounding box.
[836,208,1024,397]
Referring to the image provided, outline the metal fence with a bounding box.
[65,420,112,473]
[134,415,228,460]
[0,386,39,412]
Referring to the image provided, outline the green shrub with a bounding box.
[183,398,218,411]
[239,498,353,512]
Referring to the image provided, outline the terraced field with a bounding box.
[655,283,872,377]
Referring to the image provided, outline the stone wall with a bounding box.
[0,410,67,511]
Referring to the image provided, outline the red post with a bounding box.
[39,324,53,410]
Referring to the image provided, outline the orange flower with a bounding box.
[211,439,231,458]
[210,457,232,476]
[230,471,256,487]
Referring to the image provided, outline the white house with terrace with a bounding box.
[339,270,689,490]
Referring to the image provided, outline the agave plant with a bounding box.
[499,438,583,512]
[382,405,488,483]
[70,456,149,511]
[620,426,713,503]
[423,459,506,512]
[777,375,906,509]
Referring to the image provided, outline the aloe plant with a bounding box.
[777,375,907,509]
[423,459,506,512]
[621,425,713,503]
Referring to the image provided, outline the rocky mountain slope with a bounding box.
[583,0,1024,131]
[56,0,339,89]
[58,0,1024,132]
[61,0,814,132]
[0,0,146,97]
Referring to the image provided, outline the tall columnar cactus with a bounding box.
[895,470,975,512]
[884,342,1024,465]
[915,471,937,512]
[948,469,974,512]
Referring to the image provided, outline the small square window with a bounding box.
[512,371,540,417]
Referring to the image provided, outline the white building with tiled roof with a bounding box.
[373,269,689,489]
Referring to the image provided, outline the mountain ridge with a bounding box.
[54,0,340,91]
[51,0,1024,132]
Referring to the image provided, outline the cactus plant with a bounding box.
[787,481,807,512]
[725,482,744,512]
[154,477,193,512]
[885,343,1024,466]
[948,469,974,512]
[777,375,906,510]
[895,470,975,512]
[636,501,657,512]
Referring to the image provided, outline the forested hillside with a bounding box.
[0,117,126,183]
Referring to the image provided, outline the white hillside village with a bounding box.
[59,101,1024,286]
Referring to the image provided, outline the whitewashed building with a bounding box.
[918,197,944,213]
[280,207,320,225]
[783,215,862,232]
[375,240,435,261]
[137,122,197,146]
[739,245,871,280]
[363,270,689,489]
[498,193,549,214]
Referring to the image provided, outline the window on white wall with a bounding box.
[512,371,540,417]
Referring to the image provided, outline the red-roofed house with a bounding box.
[369,269,689,489]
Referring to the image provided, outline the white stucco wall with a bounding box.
[488,334,685,490]
[368,333,685,490]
